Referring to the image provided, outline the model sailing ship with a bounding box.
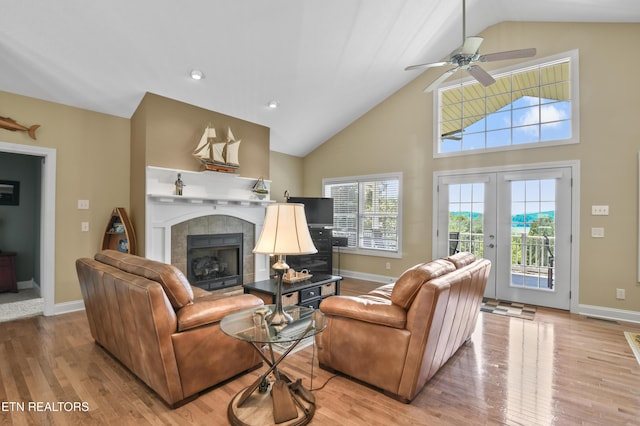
[192,125,241,173]
[252,177,269,197]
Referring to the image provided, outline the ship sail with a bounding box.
[226,142,241,166]
[212,142,226,164]
[225,126,241,166]
[193,127,217,161]
[193,125,241,173]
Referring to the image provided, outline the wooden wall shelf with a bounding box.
[101,207,137,255]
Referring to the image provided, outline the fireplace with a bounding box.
[187,233,243,291]
[145,166,273,286]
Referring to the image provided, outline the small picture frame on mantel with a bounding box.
[0,180,20,206]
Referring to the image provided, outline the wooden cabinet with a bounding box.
[101,207,137,255]
[243,274,341,310]
[0,252,18,293]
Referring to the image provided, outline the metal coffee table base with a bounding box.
[228,339,316,426]
[228,382,315,426]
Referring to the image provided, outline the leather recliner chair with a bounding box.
[315,252,491,402]
[76,249,264,407]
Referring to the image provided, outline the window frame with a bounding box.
[433,49,580,158]
[323,172,403,259]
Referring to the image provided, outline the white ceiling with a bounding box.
[1,0,639,157]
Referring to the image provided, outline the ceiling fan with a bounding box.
[405,0,536,92]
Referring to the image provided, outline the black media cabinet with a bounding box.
[286,227,333,275]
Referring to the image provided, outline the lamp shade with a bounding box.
[253,203,318,255]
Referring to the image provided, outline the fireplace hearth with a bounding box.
[187,233,243,291]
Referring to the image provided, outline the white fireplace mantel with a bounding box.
[145,166,274,282]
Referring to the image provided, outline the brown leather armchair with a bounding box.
[76,250,263,407]
[316,253,490,402]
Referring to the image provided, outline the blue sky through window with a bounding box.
[441,96,571,153]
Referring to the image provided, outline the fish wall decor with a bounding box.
[0,116,40,140]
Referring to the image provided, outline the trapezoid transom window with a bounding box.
[435,50,579,157]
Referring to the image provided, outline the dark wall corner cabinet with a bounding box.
[101,207,137,255]
[0,252,18,293]
[286,227,333,275]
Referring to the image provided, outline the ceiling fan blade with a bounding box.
[423,68,458,93]
[460,36,484,55]
[479,48,536,62]
[442,129,463,140]
[467,65,495,87]
[405,61,452,71]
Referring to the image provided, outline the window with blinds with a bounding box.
[323,173,402,257]
[436,50,578,157]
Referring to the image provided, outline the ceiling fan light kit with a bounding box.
[406,0,536,92]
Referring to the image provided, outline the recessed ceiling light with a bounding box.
[267,100,279,109]
[190,69,205,80]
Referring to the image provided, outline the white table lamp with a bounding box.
[253,203,317,325]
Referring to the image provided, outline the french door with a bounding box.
[435,165,573,310]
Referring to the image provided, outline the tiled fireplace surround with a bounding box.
[145,166,273,287]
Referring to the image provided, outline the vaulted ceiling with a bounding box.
[1,0,639,156]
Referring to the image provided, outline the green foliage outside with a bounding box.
[449,213,555,266]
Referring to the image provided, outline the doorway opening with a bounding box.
[0,141,56,320]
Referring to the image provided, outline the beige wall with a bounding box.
[130,93,271,253]
[3,21,639,314]
[0,90,130,304]
[0,90,271,305]
[130,95,147,257]
[270,151,304,202]
[302,22,640,311]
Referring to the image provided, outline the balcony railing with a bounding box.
[449,232,555,289]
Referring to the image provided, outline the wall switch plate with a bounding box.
[591,205,609,215]
[81,222,89,232]
[78,199,90,209]
[616,288,625,300]
[591,227,605,238]
[385,262,391,270]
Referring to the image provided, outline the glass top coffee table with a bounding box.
[220,304,326,426]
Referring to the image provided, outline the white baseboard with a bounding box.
[51,294,639,327]
[48,300,85,316]
[333,271,640,325]
[17,279,34,290]
[578,304,640,324]
[333,268,395,284]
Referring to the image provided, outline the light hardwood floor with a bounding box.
[1,278,640,425]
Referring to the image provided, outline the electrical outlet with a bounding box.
[616,288,625,300]
[78,199,90,209]
[591,227,605,238]
[385,262,391,270]
[591,205,609,216]
[81,222,89,232]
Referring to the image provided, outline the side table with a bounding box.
[220,304,326,426]
[243,274,342,310]
[0,252,18,293]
